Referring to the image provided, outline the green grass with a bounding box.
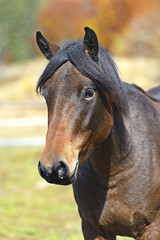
[0,147,82,240]
[0,147,134,240]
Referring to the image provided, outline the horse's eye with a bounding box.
[84,89,95,100]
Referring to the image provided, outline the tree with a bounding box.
[0,0,44,62]
[84,0,159,48]
[38,0,159,54]
[38,0,91,43]
[124,3,160,56]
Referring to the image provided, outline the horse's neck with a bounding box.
[90,112,133,178]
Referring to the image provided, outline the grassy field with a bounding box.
[0,126,46,138]
[0,147,82,240]
[0,147,134,240]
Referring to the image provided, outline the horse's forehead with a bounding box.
[53,61,86,84]
[59,61,76,73]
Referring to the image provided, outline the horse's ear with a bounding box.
[83,27,99,62]
[36,31,60,60]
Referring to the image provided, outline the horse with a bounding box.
[36,27,160,240]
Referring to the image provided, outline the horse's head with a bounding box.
[36,27,127,185]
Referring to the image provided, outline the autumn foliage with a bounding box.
[38,0,90,42]
[38,0,159,53]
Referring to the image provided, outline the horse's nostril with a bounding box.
[54,160,69,180]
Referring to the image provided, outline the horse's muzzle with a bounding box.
[38,160,77,185]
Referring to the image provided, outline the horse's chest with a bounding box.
[99,197,133,236]
[73,177,106,223]
[73,176,132,236]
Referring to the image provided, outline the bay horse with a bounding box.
[36,27,160,240]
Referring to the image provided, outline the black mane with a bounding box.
[37,40,128,115]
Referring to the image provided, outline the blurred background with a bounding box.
[0,0,160,239]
